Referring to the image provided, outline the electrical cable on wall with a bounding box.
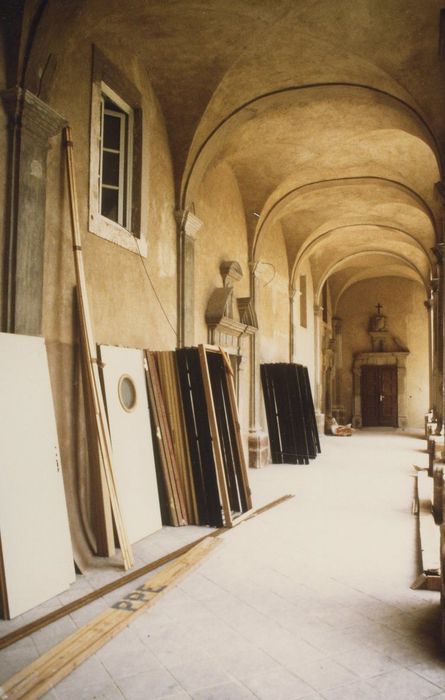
[260,261,276,287]
[133,235,177,338]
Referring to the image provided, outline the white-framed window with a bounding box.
[89,49,145,255]
[99,85,133,230]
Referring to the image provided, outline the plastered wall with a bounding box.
[257,221,290,364]
[293,259,316,391]
[4,17,178,560]
[42,42,177,350]
[194,161,250,342]
[194,160,250,438]
[337,277,429,428]
[256,221,290,433]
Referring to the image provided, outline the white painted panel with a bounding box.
[0,333,75,618]
[100,345,162,543]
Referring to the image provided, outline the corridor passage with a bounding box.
[3,430,445,699]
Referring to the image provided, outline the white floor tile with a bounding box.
[2,430,443,700]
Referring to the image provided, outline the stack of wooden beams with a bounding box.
[260,363,320,465]
[145,345,252,528]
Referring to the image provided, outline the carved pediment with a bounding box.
[206,288,235,326]
[237,297,258,329]
[369,331,409,353]
[205,261,258,343]
[367,304,409,353]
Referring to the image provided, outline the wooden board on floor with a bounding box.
[1,537,220,700]
[99,345,162,544]
[0,494,294,650]
[0,333,75,618]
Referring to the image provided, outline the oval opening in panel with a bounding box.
[118,374,137,412]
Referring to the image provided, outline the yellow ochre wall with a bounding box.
[337,277,429,428]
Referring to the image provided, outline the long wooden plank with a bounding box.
[145,352,186,525]
[145,352,178,525]
[151,354,185,524]
[206,350,242,513]
[164,352,198,522]
[151,353,188,524]
[0,535,10,620]
[218,346,253,511]
[146,367,179,526]
[176,349,223,526]
[175,349,209,524]
[2,552,202,699]
[156,353,181,521]
[80,344,115,559]
[0,494,294,650]
[260,364,282,463]
[289,364,310,463]
[198,344,233,526]
[301,365,321,453]
[298,365,320,456]
[64,127,133,570]
[1,538,220,700]
[276,363,303,463]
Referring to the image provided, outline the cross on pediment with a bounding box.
[375,303,383,316]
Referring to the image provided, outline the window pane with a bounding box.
[103,113,122,150]
[118,375,137,411]
[101,187,119,223]
[102,151,120,187]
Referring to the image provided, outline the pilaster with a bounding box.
[433,181,445,434]
[247,260,269,468]
[289,285,297,362]
[2,87,66,335]
[175,209,203,347]
[332,316,345,422]
[424,295,435,422]
[313,303,325,432]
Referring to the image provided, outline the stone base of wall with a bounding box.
[248,430,269,469]
[315,412,325,435]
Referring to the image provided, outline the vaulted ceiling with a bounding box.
[15,0,445,306]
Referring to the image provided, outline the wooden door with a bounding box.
[361,365,398,427]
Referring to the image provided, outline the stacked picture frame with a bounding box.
[145,345,252,528]
[261,363,320,464]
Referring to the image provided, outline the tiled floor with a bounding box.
[1,428,444,699]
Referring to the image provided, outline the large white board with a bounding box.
[100,345,162,543]
[0,333,75,618]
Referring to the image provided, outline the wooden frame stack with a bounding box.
[176,347,224,526]
[145,351,187,526]
[261,362,320,464]
[203,347,251,516]
[156,351,198,523]
[145,345,252,528]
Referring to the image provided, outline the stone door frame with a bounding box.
[352,351,409,429]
